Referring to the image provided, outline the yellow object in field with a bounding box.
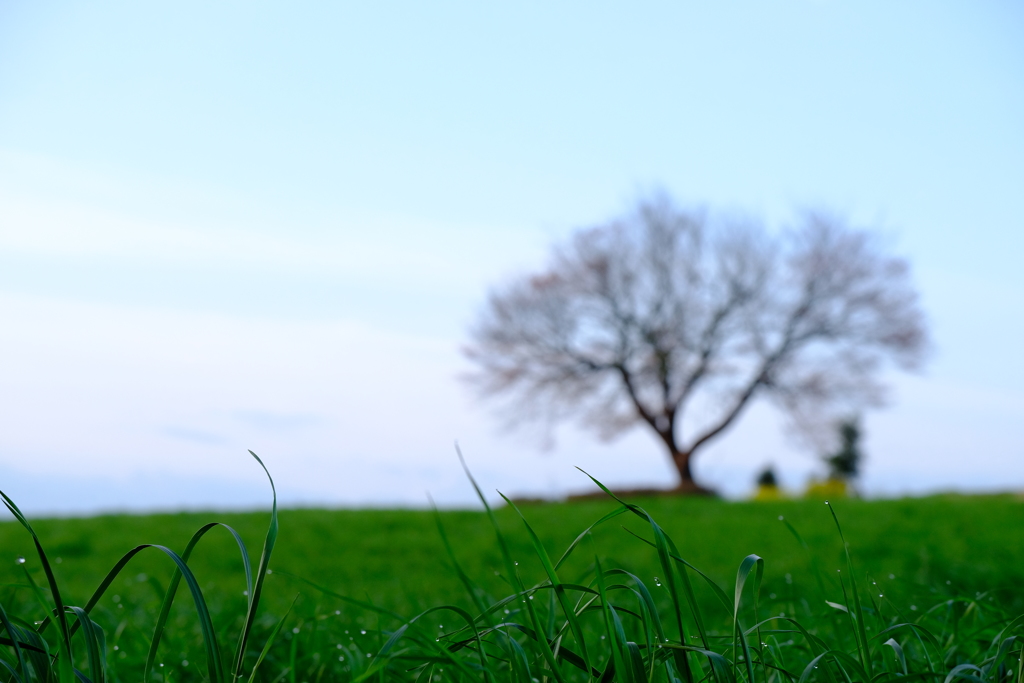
[804,478,849,499]
[753,484,784,501]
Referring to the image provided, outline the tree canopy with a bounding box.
[463,195,928,491]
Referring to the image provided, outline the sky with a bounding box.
[0,1,1021,515]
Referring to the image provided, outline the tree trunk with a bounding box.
[670,449,716,496]
[564,444,715,502]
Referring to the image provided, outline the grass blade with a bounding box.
[233,450,279,682]
[458,446,566,683]
[884,638,908,676]
[733,555,763,683]
[1,490,75,683]
[605,569,668,663]
[595,557,629,683]
[0,600,29,681]
[621,526,732,612]
[143,522,247,682]
[824,501,872,678]
[430,499,491,621]
[45,543,225,683]
[66,607,105,683]
[577,468,704,683]
[797,649,869,683]
[553,505,629,571]
[500,492,593,675]
[247,596,298,683]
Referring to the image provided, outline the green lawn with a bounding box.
[3,493,1021,615]
[0,490,1021,681]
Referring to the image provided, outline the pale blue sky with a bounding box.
[1,2,1021,513]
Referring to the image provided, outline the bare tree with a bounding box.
[463,195,928,492]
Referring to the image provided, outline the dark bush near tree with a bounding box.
[755,465,779,488]
[825,418,863,481]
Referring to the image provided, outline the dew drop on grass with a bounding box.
[504,609,510,614]
[514,561,518,565]
[910,605,918,611]
[337,644,342,649]
[338,656,344,662]
[366,653,371,658]
[266,569,272,574]
[16,557,25,564]
[182,660,188,667]
[113,646,119,651]
[360,630,366,634]
[769,593,776,599]
[113,595,121,602]
[292,627,300,634]
[335,610,340,615]
[529,595,534,600]
[946,580,951,585]
[55,557,62,564]
[889,574,895,579]
[118,604,123,609]
[242,590,249,596]
[600,635,605,640]
[159,663,164,668]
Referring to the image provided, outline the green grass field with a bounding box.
[1,467,1022,683]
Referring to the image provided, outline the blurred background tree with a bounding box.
[464,193,929,494]
[826,418,863,482]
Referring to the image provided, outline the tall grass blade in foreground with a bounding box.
[456,446,566,683]
[0,492,75,683]
[825,500,872,679]
[0,452,280,683]
[143,450,279,683]
[234,450,280,682]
